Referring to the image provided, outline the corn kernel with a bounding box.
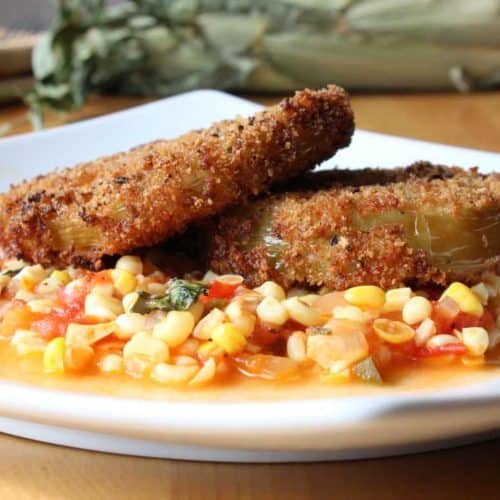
[116,255,143,275]
[284,297,323,326]
[124,332,169,363]
[111,269,137,296]
[85,292,123,321]
[193,308,226,340]
[426,334,460,349]
[344,286,385,309]
[189,358,217,386]
[287,331,307,361]
[115,313,147,339]
[373,318,415,344]
[212,323,247,354]
[198,340,221,360]
[254,281,286,301]
[402,296,432,325]
[16,265,47,291]
[153,311,195,347]
[174,355,198,366]
[151,363,198,385]
[333,305,370,323]
[43,337,65,374]
[383,287,412,312]
[256,297,289,326]
[462,327,489,356]
[99,353,123,373]
[415,318,437,346]
[50,270,71,285]
[440,282,484,317]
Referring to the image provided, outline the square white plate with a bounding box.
[0,90,499,462]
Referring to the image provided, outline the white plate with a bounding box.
[0,90,499,462]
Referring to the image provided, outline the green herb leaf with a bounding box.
[131,279,208,313]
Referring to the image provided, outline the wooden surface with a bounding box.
[1,91,500,152]
[1,92,500,499]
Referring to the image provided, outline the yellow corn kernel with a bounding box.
[85,292,123,320]
[115,313,147,340]
[383,287,412,312]
[254,281,286,301]
[189,358,217,386]
[333,305,371,323]
[123,332,169,363]
[198,340,220,360]
[462,327,489,356]
[212,323,247,354]
[286,331,307,361]
[344,286,385,309]
[373,318,415,344]
[426,334,460,349]
[16,264,47,291]
[151,363,199,385]
[174,355,198,366]
[153,311,195,348]
[115,255,143,275]
[256,297,289,326]
[111,269,137,296]
[193,308,226,340]
[440,282,484,317]
[50,270,71,285]
[402,296,432,325]
[43,337,65,374]
[99,353,123,373]
[284,297,323,326]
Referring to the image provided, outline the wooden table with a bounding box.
[1,92,500,499]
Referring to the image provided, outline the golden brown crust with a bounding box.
[206,164,500,290]
[0,85,354,268]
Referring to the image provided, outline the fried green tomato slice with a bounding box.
[205,164,500,289]
[0,85,353,269]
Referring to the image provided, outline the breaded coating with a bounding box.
[205,163,500,290]
[0,85,354,268]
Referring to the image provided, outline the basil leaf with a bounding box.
[131,279,208,313]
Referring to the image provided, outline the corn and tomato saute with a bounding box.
[0,255,499,387]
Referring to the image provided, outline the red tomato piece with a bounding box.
[200,281,237,303]
[31,314,70,340]
[414,343,466,358]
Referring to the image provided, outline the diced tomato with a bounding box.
[31,314,69,340]
[414,343,466,358]
[479,309,496,331]
[431,298,460,334]
[453,312,481,330]
[200,280,237,303]
[250,322,284,348]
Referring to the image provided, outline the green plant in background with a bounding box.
[26,0,500,127]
